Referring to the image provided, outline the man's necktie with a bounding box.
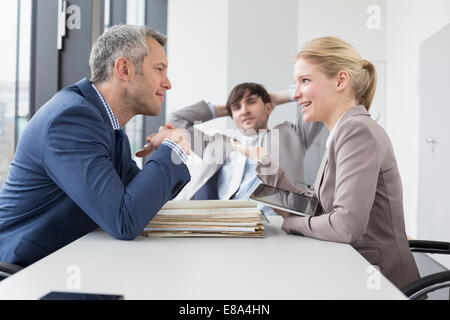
[115,129,124,173]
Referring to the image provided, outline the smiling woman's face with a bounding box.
[292,58,339,124]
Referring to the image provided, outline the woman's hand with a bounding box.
[273,208,291,218]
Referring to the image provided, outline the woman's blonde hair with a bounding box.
[295,36,377,110]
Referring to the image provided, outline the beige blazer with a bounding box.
[257,105,420,289]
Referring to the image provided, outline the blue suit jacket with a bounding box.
[0,78,190,267]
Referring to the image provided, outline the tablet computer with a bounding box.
[249,184,318,217]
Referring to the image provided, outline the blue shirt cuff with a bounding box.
[206,101,216,119]
[289,84,296,101]
[161,139,189,164]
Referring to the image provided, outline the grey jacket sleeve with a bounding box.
[292,112,324,150]
[167,100,214,159]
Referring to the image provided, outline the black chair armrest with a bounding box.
[409,240,450,254]
[401,270,450,299]
[0,262,23,281]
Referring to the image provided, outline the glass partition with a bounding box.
[0,0,31,186]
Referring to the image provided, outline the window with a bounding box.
[0,0,31,186]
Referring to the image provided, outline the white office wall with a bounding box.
[385,0,450,238]
[227,0,298,130]
[297,0,386,61]
[166,0,229,123]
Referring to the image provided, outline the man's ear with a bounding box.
[265,103,273,116]
[336,70,350,91]
[114,57,135,82]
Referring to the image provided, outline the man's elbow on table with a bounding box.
[106,212,148,241]
[115,232,139,241]
[109,227,142,241]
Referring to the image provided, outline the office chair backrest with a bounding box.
[401,240,450,300]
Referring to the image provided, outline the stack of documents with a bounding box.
[142,200,267,238]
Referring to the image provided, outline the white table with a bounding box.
[0,217,406,299]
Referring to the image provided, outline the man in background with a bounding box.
[156,82,323,210]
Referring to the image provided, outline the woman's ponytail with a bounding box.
[359,59,377,111]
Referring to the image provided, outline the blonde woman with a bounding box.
[232,36,419,289]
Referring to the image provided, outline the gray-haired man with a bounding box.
[0,25,191,267]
